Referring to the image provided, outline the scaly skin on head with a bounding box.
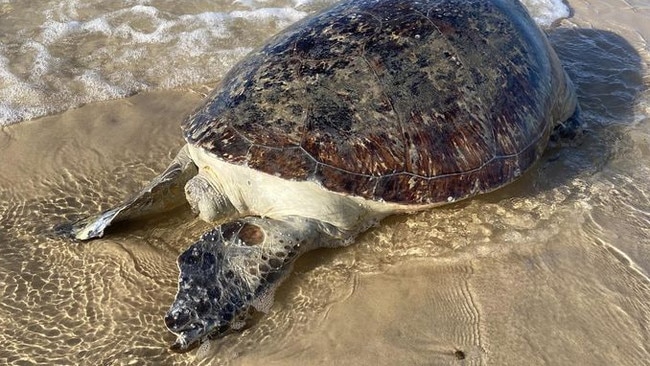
[165,216,329,352]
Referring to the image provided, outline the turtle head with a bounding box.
[165,218,309,352]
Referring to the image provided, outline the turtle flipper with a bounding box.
[58,145,198,240]
[551,105,583,141]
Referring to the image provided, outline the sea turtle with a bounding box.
[61,0,580,352]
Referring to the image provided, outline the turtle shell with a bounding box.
[183,0,575,204]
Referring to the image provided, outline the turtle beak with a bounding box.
[165,314,230,352]
[166,319,210,353]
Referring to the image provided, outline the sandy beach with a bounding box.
[1,0,649,365]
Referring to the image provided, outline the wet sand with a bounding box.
[2,0,650,365]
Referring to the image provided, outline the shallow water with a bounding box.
[1,0,650,365]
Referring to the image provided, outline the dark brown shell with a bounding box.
[183,0,577,204]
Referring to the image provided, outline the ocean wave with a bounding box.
[0,1,314,125]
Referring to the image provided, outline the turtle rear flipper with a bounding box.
[57,145,197,240]
[551,106,584,141]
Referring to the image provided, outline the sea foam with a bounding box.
[0,1,315,126]
[521,0,571,27]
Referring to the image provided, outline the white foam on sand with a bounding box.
[521,0,571,27]
[0,1,316,126]
[0,0,570,126]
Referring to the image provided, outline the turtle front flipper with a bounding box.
[58,145,198,240]
[165,216,332,352]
